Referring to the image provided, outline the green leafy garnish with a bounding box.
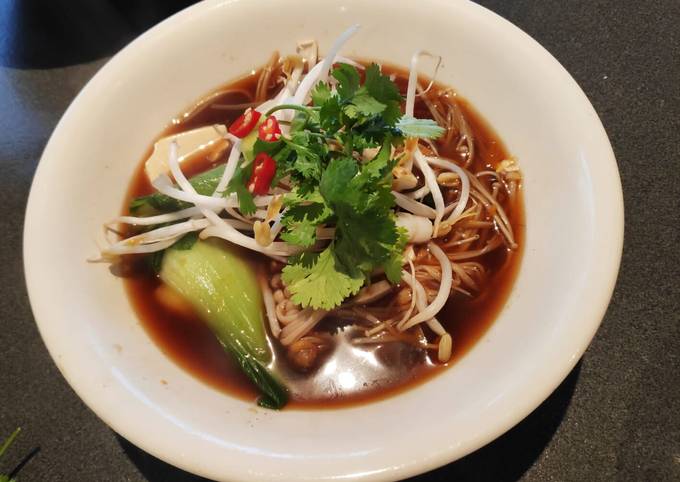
[311,82,332,106]
[363,64,402,103]
[280,220,317,248]
[127,61,446,311]
[332,63,361,99]
[282,247,364,310]
[383,227,410,283]
[279,136,401,308]
[346,90,386,118]
[249,62,444,310]
[279,189,333,248]
[396,116,446,139]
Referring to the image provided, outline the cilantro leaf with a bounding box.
[285,190,332,219]
[357,136,394,182]
[319,141,401,282]
[280,189,333,248]
[383,227,409,283]
[382,102,404,126]
[283,187,330,211]
[333,209,400,277]
[321,145,393,217]
[283,132,323,181]
[364,63,402,104]
[331,63,361,100]
[363,63,403,126]
[319,94,342,133]
[287,250,320,268]
[311,82,332,106]
[344,88,386,118]
[280,220,318,247]
[319,157,359,204]
[396,115,446,139]
[284,200,332,225]
[282,246,364,309]
[290,110,309,133]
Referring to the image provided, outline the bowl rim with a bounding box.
[24,0,624,480]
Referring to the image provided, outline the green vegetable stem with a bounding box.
[0,428,21,482]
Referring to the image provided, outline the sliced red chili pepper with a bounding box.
[228,108,261,138]
[247,152,276,195]
[258,115,282,142]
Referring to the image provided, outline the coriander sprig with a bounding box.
[244,62,432,310]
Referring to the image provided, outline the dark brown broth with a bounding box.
[122,62,524,409]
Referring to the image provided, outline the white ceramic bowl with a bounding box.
[24,0,623,480]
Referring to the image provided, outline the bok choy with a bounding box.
[160,238,288,409]
[130,165,225,215]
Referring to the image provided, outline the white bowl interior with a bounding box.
[24,0,622,480]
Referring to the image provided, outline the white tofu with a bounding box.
[145,124,228,181]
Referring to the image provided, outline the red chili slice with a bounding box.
[228,108,261,138]
[258,116,282,142]
[247,152,276,195]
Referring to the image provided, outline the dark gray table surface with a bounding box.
[1,1,679,481]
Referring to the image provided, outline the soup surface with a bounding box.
[122,60,524,408]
